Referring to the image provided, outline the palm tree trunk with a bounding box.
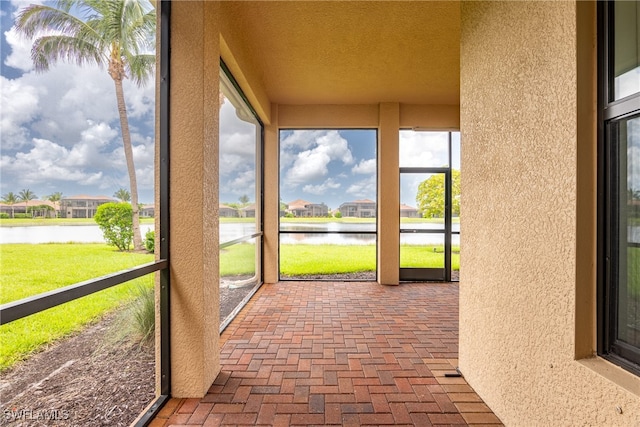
[113,77,143,251]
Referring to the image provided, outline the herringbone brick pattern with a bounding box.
[151,282,502,426]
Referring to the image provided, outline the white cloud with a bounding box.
[219,100,257,178]
[280,130,319,151]
[303,178,341,195]
[287,149,331,185]
[399,130,449,167]
[346,175,376,199]
[0,76,40,149]
[285,130,353,185]
[352,158,376,175]
[3,24,35,72]
[0,138,104,186]
[122,77,155,119]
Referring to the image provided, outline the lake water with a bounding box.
[0,224,155,244]
[2,222,638,246]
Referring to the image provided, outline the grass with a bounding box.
[220,243,257,276]
[0,244,153,372]
[400,245,460,270]
[221,243,460,276]
[280,244,377,275]
[0,217,154,227]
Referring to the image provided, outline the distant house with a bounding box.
[219,204,239,218]
[400,204,420,218]
[339,199,376,218]
[241,203,256,218]
[140,204,155,218]
[60,195,115,218]
[0,200,57,218]
[287,199,329,217]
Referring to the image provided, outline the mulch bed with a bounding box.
[0,312,155,427]
[0,284,256,426]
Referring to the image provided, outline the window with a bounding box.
[599,0,640,374]
[278,129,377,280]
[218,63,263,328]
[399,130,460,282]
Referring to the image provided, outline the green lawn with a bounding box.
[280,244,377,275]
[0,244,153,371]
[400,245,460,270]
[221,243,461,276]
[220,243,257,276]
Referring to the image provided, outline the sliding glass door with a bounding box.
[399,131,460,281]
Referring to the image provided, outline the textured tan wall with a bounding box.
[459,1,640,425]
[399,104,460,130]
[378,103,400,285]
[263,104,279,283]
[168,1,221,397]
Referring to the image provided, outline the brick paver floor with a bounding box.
[151,281,502,426]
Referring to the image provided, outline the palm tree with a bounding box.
[18,189,37,218]
[46,192,63,217]
[1,192,18,218]
[15,0,155,250]
[114,188,131,202]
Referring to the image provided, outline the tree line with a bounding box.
[0,188,136,218]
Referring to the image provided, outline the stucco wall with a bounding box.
[168,1,221,397]
[459,1,640,425]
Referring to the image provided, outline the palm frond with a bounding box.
[16,4,88,40]
[31,35,103,72]
[15,0,155,79]
[126,54,155,86]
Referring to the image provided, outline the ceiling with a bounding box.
[221,1,461,106]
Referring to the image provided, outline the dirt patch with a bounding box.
[0,312,154,427]
[0,284,256,426]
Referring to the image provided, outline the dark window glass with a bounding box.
[600,1,640,374]
[612,1,640,100]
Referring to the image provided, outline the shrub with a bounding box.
[0,213,9,219]
[334,211,342,218]
[144,230,155,253]
[94,202,133,251]
[131,284,155,343]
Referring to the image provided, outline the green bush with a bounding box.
[0,213,9,219]
[334,211,342,218]
[144,230,155,253]
[94,202,133,251]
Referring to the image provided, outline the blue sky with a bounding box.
[279,129,377,210]
[1,0,155,203]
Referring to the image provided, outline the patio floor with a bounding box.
[150,281,502,426]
